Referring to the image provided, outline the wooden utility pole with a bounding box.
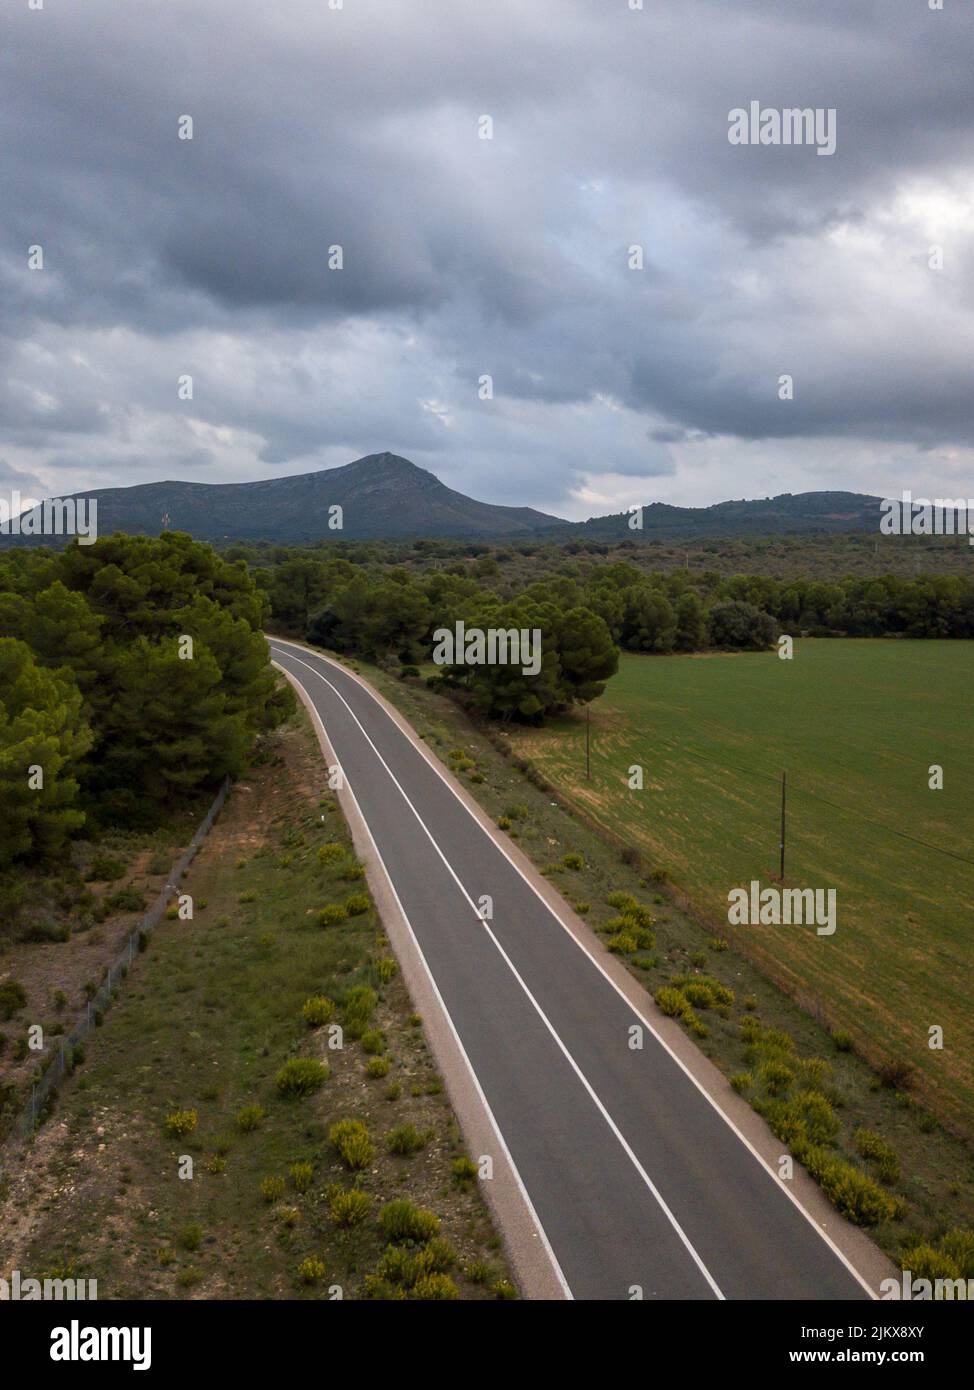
[779,771,787,881]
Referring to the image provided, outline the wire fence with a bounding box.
[0,776,231,1170]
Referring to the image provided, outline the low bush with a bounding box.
[379,1199,440,1243]
[261,1176,286,1204]
[302,996,335,1027]
[163,1109,198,1137]
[344,893,371,917]
[329,1186,373,1226]
[329,1118,375,1170]
[387,1124,429,1156]
[275,1058,329,1097]
[317,903,347,927]
[235,1103,265,1132]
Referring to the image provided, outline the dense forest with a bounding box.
[0,533,292,890]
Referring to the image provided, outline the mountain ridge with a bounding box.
[2,452,889,544]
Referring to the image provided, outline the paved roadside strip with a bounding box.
[270,637,896,1302]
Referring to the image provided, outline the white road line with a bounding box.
[272,636,879,1300]
[274,644,724,1301]
[273,658,573,1300]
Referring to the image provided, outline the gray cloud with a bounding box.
[3,0,973,517]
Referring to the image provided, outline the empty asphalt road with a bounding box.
[270,638,875,1302]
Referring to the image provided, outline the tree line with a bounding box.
[0,532,292,874]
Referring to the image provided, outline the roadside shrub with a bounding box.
[607,931,639,955]
[297,1256,327,1286]
[178,1222,203,1251]
[290,1162,314,1192]
[452,1156,479,1183]
[387,1124,429,1156]
[339,862,366,881]
[606,891,638,912]
[366,1055,392,1078]
[708,937,729,952]
[164,1109,198,1137]
[374,957,398,983]
[655,986,690,1018]
[329,1186,373,1226]
[302,996,335,1027]
[330,1118,375,1170]
[492,1279,518,1300]
[85,855,125,882]
[465,1259,491,1284]
[504,803,529,820]
[317,903,347,928]
[758,1060,794,1097]
[682,982,716,1009]
[411,1273,459,1300]
[730,1072,752,1094]
[343,985,377,1036]
[854,1129,900,1185]
[235,1103,265,1132]
[938,1229,974,1278]
[808,1151,905,1226]
[497,816,512,830]
[832,1030,854,1052]
[344,893,371,917]
[361,1028,385,1055]
[379,1199,440,1243]
[318,843,345,864]
[275,1058,329,1097]
[562,852,585,870]
[105,886,147,913]
[0,981,27,1021]
[261,1176,286,1204]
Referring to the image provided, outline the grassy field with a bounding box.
[0,710,511,1300]
[511,640,974,1133]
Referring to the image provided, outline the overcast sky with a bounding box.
[3,0,973,519]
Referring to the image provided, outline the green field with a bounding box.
[514,640,974,1134]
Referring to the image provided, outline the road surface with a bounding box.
[270,638,874,1302]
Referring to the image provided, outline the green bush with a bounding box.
[562,852,585,870]
[808,1150,905,1226]
[235,1103,265,1132]
[105,886,147,913]
[261,1175,286,1204]
[318,843,345,864]
[606,891,638,912]
[177,1222,203,1251]
[452,1156,479,1182]
[655,986,691,1019]
[387,1124,429,1156]
[344,893,371,917]
[164,1108,198,1137]
[374,956,398,983]
[86,854,126,882]
[497,816,512,830]
[366,1055,392,1079]
[361,1028,386,1055]
[0,980,27,1021]
[302,996,335,1027]
[290,1162,314,1192]
[832,1030,854,1052]
[758,1059,794,1097]
[938,1229,974,1278]
[275,1058,329,1097]
[854,1129,900,1185]
[317,903,347,927]
[379,1199,440,1243]
[343,984,377,1035]
[297,1256,327,1286]
[730,1072,752,1094]
[411,1273,459,1300]
[329,1118,375,1170]
[329,1186,373,1226]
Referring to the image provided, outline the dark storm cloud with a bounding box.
[2,0,973,511]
